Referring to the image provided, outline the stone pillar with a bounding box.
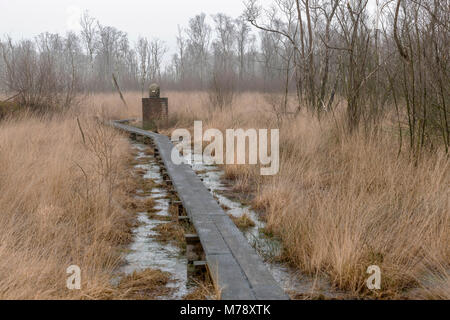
[142,83,168,131]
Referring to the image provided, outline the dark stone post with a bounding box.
[142,83,168,131]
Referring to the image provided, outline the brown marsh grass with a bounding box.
[93,90,449,299]
[229,213,256,230]
[0,111,137,299]
[1,91,447,299]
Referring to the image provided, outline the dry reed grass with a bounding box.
[183,277,220,300]
[111,269,173,300]
[0,111,136,299]
[229,213,256,230]
[92,91,449,299]
[5,90,445,299]
[151,222,186,247]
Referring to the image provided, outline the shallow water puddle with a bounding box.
[120,142,192,299]
[182,151,343,299]
[122,141,342,299]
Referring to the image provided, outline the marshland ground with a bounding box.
[0,0,448,300]
[0,91,448,299]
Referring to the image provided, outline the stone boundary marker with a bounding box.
[110,120,289,300]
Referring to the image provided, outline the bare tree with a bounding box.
[148,38,167,83]
[0,5,446,153]
[333,0,372,130]
[235,18,251,84]
[317,0,339,113]
[136,37,149,96]
[1,34,79,111]
[212,13,236,72]
[390,0,449,152]
[80,11,97,67]
[186,13,211,88]
[176,25,187,83]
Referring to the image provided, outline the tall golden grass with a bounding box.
[98,91,449,298]
[1,91,447,299]
[0,111,135,299]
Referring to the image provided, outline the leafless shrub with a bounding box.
[0,35,79,112]
[0,3,447,151]
[208,70,235,111]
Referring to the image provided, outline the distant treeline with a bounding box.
[0,0,448,151]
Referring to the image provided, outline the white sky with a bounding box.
[0,0,378,61]
[0,0,273,58]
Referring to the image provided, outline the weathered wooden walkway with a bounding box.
[111,120,288,300]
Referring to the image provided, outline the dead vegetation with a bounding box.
[112,269,173,300]
[150,201,197,250]
[0,88,447,299]
[0,0,447,301]
[183,277,220,300]
[0,112,135,299]
[96,91,449,299]
[90,269,173,300]
[229,213,255,230]
[0,107,185,300]
[151,222,186,248]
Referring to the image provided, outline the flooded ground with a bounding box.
[121,140,344,299]
[120,142,193,299]
[182,153,344,299]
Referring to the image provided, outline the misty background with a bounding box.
[0,0,273,59]
[0,0,447,150]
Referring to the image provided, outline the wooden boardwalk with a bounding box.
[111,121,288,300]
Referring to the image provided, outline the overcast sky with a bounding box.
[0,0,274,59]
[0,0,379,63]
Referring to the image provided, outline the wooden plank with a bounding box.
[110,121,289,300]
